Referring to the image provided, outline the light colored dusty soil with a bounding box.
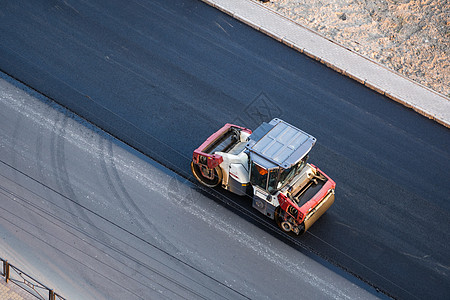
[262,0,449,98]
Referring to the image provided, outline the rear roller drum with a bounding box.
[191,162,223,188]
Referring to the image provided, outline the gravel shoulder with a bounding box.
[262,0,449,98]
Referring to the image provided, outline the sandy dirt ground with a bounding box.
[261,0,449,98]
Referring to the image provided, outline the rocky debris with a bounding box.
[262,0,449,98]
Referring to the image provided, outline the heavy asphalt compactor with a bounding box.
[191,118,335,235]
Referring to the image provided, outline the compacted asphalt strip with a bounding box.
[0,77,382,299]
[0,1,449,299]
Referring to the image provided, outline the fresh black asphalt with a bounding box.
[1,0,449,298]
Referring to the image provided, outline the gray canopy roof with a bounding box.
[246,118,316,169]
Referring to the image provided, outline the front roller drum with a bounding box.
[191,162,223,188]
[303,191,335,232]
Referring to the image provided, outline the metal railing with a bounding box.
[1,257,66,300]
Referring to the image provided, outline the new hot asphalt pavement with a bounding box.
[0,0,449,299]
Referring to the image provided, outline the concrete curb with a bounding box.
[200,0,450,128]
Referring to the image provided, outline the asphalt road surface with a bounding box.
[0,0,449,299]
[0,77,381,299]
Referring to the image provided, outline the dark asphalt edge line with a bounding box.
[199,0,450,129]
[0,69,395,299]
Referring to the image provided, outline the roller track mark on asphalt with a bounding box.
[98,137,200,270]
[0,161,250,300]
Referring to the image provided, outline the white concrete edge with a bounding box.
[200,0,450,128]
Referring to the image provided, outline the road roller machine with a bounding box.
[191,118,335,235]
